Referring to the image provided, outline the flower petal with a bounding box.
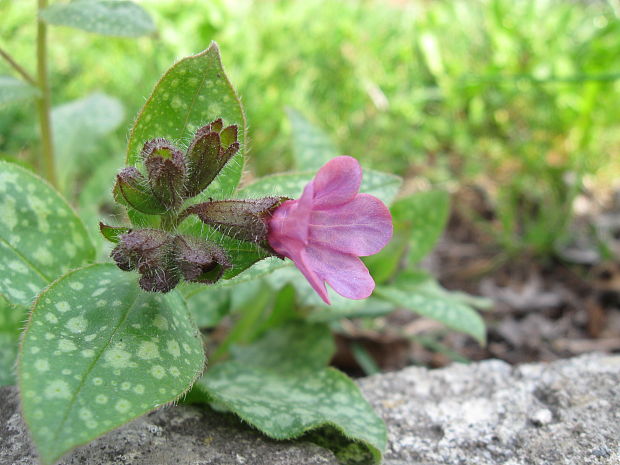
[308,193,393,256]
[268,182,314,244]
[312,156,362,208]
[304,244,375,300]
[269,236,330,304]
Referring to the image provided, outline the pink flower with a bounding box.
[267,156,393,304]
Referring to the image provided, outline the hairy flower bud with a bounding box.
[186,198,284,245]
[110,229,232,292]
[174,235,231,284]
[110,229,180,292]
[184,119,240,198]
[113,167,166,214]
[138,269,181,293]
[110,229,172,272]
[142,138,186,209]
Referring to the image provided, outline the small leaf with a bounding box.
[391,190,450,264]
[18,264,205,465]
[126,43,245,226]
[287,108,336,171]
[374,281,486,344]
[99,222,130,243]
[240,169,402,205]
[190,323,386,463]
[0,76,39,106]
[39,1,155,37]
[0,162,96,306]
[0,295,26,386]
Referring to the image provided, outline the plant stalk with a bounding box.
[0,47,37,85]
[35,0,57,188]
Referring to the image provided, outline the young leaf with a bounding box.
[39,1,155,37]
[18,264,205,465]
[374,281,486,344]
[0,295,26,386]
[190,323,386,463]
[99,222,130,244]
[239,169,402,205]
[391,190,451,264]
[0,76,40,106]
[0,162,95,306]
[126,43,245,221]
[287,108,336,171]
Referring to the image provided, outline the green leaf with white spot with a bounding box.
[0,162,96,306]
[287,108,336,171]
[125,43,246,227]
[392,190,450,264]
[230,322,335,372]
[18,264,205,465]
[190,323,386,463]
[0,295,26,386]
[39,1,155,37]
[239,168,402,205]
[182,284,231,328]
[374,281,486,344]
[0,76,40,106]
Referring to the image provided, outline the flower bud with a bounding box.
[113,167,166,215]
[110,229,172,272]
[174,235,231,284]
[142,138,187,209]
[110,229,180,292]
[186,198,284,245]
[138,269,181,293]
[184,119,240,198]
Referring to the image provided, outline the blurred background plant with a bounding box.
[2,0,620,369]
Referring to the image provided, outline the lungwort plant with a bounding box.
[1,11,487,463]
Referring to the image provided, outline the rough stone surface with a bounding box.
[359,353,620,465]
[2,354,619,464]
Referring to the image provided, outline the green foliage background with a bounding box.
[2,0,619,256]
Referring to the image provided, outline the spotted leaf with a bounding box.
[374,280,486,344]
[0,295,26,386]
[0,162,96,306]
[39,1,155,38]
[190,323,386,463]
[18,264,205,465]
[287,108,336,171]
[392,190,451,264]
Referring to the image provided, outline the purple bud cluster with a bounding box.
[110,229,231,293]
[103,119,285,293]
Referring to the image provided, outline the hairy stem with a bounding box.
[0,47,37,85]
[36,0,57,188]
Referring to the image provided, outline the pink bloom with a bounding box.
[267,156,393,304]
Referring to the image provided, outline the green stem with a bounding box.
[35,0,57,188]
[0,47,37,85]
